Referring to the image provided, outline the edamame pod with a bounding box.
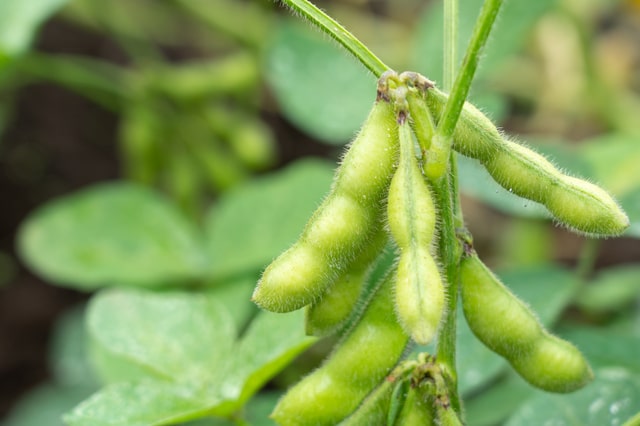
[254,99,398,313]
[394,388,435,426]
[387,116,444,345]
[305,228,388,337]
[460,254,593,393]
[272,270,409,425]
[425,88,629,237]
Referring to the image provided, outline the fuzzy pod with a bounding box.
[253,99,398,313]
[460,254,543,356]
[337,377,396,426]
[460,254,593,393]
[272,270,409,426]
[394,387,435,426]
[387,118,444,345]
[425,88,629,237]
[510,333,594,393]
[305,228,388,337]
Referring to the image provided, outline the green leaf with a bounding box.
[205,159,334,278]
[463,372,536,426]
[619,187,640,238]
[214,309,316,415]
[576,265,640,313]
[18,183,205,290]
[264,18,375,144]
[4,384,96,426]
[205,275,257,330]
[581,134,640,198]
[560,327,640,374]
[64,380,215,426]
[505,368,640,426]
[245,392,282,426]
[49,305,99,387]
[0,0,71,59]
[87,289,236,385]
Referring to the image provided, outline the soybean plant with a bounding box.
[252,0,630,424]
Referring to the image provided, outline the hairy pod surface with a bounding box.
[272,271,409,426]
[253,100,398,312]
[395,388,435,426]
[387,118,444,345]
[305,228,388,337]
[460,254,593,393]
[510,333,594,393]
[425,88,629,237]
[338,377,395,425]
[460,254,542,355]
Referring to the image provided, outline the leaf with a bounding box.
[619,188,640,239]
[505,368,640,426]
[205,159,334,278]
[581,134,640,198]
[4,384,96,426]
[49,305,99,387]
[64,380,215,426]
[559,327,640,374]
[18,183,205,290]
[87,289,236,385]
[463,372,536,426]
[205,274,257,330]
[264,18,375,144]
[214,309,316,415]
[576,265,640,313]
[0,0,71,59]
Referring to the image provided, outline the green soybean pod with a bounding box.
[459,254,542,356]
[510,333,593,393]
[338,377,396,426]
[305,228,388,337]
[425,88,629,237]
[460,254,593,393]
[387,116,444,345]
[394,388,435,426]
[271,270,409,426]
[253,99,399,313]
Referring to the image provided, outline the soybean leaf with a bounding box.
[505,368,640,426]
[87,289,236,385]
[463,372,536,426]
[582,134,640,198]
[559,327,640,374]
[205,159,334,279]
[205,274,257,330]
[4,384,96,426]
[49,305,98,387]
[18,183,205,290]
[576,265,640,313]
[64,380,215,426]
[619,187,640,238]
[215,309,316,415]
[264,18,374,144]
[0,0,70,60]
[245,392,281,426]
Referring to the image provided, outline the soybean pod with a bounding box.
[253,98,398,313]
[387,112,445,345]
[425,88,628,237]
[460,253,593,393]
[272,270,409,425]
[305,227,388,337]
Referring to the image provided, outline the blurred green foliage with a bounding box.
[2,0,640,424]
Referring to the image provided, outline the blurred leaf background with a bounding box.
[1,0,640,424]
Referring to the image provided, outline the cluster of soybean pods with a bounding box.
[252,71,629,425]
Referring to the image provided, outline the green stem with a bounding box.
[575,239,600,282]
[443,0,458,92]
[278,0,390,77]
[436,0,503,141]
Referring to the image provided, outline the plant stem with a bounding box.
[575,239,600,282]
[436,0,504,141]
[443,0,458,92]
[278,0,390,77]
